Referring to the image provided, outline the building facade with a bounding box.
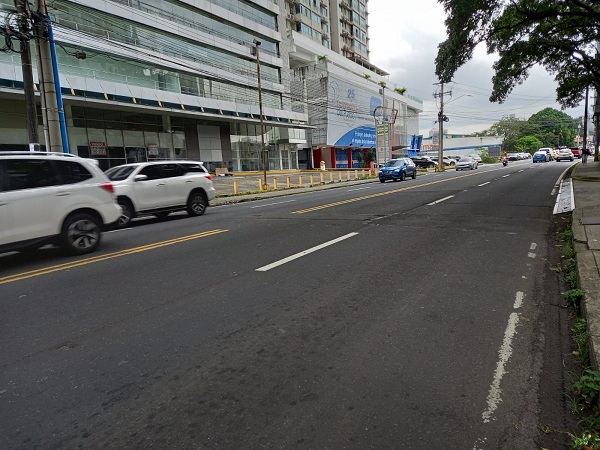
[0,0,422,171]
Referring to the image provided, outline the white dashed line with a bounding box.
[478,182,490,187]
[502,174,510,178]
[256,232,359,271]
[530,243,537,250]
[513,292,524,309]
[251,199,296,208]
[427,195,454,206]
[347,186,371,192]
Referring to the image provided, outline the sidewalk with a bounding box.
[571,161,600,370]
[210,170,379,206]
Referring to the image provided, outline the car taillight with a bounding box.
[100,183,114,194]
[206,174,213,181]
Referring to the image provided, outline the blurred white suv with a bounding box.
[105,161,216,227]
[0,152,121,255]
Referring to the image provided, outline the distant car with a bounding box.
[570,147,582,159]
[410,156,436,169]
[555,149,574,162]
[456,156,478,170]
[105,161,216,227]
[507,153,520,161]
[539,147,554,161]
[469,154,482,163]
[0,151,121,255]
[533,151,549,163]
[517,152,531,159]
[378,158,417,182]
[430,156,457,167]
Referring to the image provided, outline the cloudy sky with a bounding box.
[367,0,584,137]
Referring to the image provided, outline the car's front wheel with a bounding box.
[412,170,417,179]
[187,190,208,216]
[60,212,101,255]
[400,171,406,181]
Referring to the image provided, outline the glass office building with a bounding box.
[0,0,309,171]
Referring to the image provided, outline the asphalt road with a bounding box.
[0,160,578,449]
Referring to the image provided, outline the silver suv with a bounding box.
[105,161,216,227]
[0,152,122,255]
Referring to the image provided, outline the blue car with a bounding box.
[533,151,549,163]
[379,158,417,182]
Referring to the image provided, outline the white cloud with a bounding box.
[367,0,584,136]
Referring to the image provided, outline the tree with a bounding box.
[435,0,600,108]
[527,108,578,147]
[515,136,543,154]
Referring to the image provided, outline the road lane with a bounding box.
[0,161,573,449]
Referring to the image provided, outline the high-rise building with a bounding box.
[0,0,309,171]
[284,0,423,168]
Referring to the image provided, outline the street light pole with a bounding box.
[252,40,267,189]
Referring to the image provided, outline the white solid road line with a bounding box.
[481,292,524,423]
[478,182,490,187]
[427,195,454,206]
[256,232,359,272]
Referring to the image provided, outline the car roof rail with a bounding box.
[0,151,77,157]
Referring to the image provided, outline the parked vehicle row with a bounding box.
[0,152,216,256]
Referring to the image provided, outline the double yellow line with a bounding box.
[0,229,228,285]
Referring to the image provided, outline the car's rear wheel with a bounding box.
[187,190,208,216]
[412,171,417,179]
[118,198,134,228]
[379,179,385,183]
[400,171,406,181]
[60,212,101,255]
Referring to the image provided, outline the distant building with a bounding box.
[422,130,503,158]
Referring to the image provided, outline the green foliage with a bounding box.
[478,147,497,163]
[435,0,600,108]
[515,135,543,154]
[573,369,600,404]
[563,289,585,307]
[571,317,590,365]
[561,229,575,241]
[570,431,600,449]
[394,87,407,95]
[528,108,578,147]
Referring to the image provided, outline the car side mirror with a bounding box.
[134,174,148,182]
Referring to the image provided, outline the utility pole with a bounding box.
[15,0,39,149]
[594,87,600,162]
[583,85,589,157]
[252,40,267,189]
[434,81,451,171]
[34,0,64,152]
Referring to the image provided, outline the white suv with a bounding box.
[0,152,122,255]
[105,161,216,227]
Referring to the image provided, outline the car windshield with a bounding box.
[384,160,403,167]
[105,166,136,181]
[460,157,473,162]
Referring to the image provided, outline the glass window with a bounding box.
[161,163,185,178]
[139,164,163,180]
[5,159,59,190]
[54,161,94,184]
